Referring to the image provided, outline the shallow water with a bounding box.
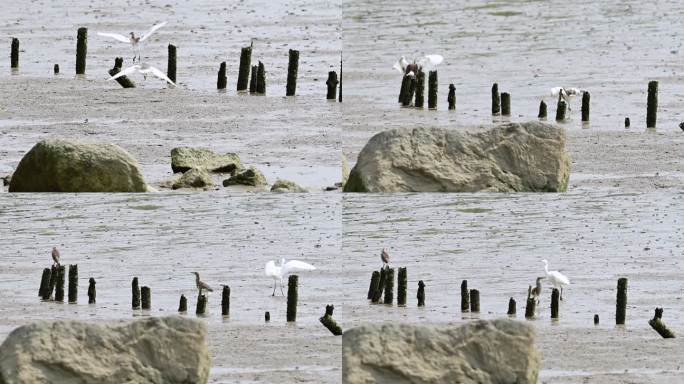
[0,193,342,383]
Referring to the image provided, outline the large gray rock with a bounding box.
[171,147,241,174]
[172,168,214,190]
[0,316,210,384]
[344,122,570,192]
[343,320,540,384]
[9,139,148,192]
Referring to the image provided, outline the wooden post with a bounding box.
[501,92,511,116]
[76,27,87,75]
[141,286,151,310]
[39,268,51,298]
[326,71,338,100]
[616,277,628,325]
[53,64,59,75]
[625,117,631,128]
[469,289,480,312]
[402,76,416,106]
[371,268,386,303]
[338,51,342,102]
[414,70,425,108]
[88,278,96,304]
[44,266,58,300]
[217,62,227,90]
[507,297,516,316]
[221,285,230,316]
[525,285,536,319]
[10,38,19,69]
[68,264,78,303]
[178,294,187,312]
[132,277,140,309]
[399,74,411,104]
[109,57,135,88]
[417,280,425,307]
[367,271,380,300]
[249,65,257,93]
[286,275,298,322]
[237,46,252,91]
[551,288,559,319]
[427,71,438,109]
[460,280,469,312]
[319,306,342,336]
[195,293,206,315]
[265,311,270,322]
[397,267,407,306]
[555,99,567,122]
[167,44,177,83]
[649,308,675,338]
[647,81,658,128]
[491,83,500,115]
[538,100,547,119]
[286,49,299,96]
[593,314,599,325]
[383,268,395,305]
[447,84,456,110]
[581,91,590,122]
[256,61,266,94]
[55,265,65,302]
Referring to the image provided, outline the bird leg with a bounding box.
[271,281,276,296]
[560,287,564,301]
[280,279,285,296]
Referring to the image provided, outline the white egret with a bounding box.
[550,87,584,111]
[191,272,214,295]
[51,247,60,267]
[97,21,167,63]
[265,258,316,296]
[393,54,443,74]
[542,259,570,300]
[107,63,176,86]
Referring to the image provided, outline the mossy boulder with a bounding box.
[223,167,266,187]
[171,147,241,174]
[172,168,214,190]
[270,179,308,192]
[9,139,148,192]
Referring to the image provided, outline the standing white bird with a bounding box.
[550,87,584,112]
[265,258,316,296]
[393,54,443,75]
[97,21,167,63]
[107,63,176,86]
[542,259,570,300]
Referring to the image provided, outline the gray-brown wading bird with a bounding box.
[531,277,543,306]
[191,272,214,295]
[51,247,60,267]
[381,248,390,268]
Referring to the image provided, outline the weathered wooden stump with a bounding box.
[581,91,590,122]
[178,294,187,312]
[87,277,96,304]
[551,288,559,319]
[507,297,516,316]
[427,71,438,109]
[55,265,65,302]
[256,61,266,94]
[616,277,628,325]
[501,92,511,116]
[76,28,87,75]
[460,280,469,312]
[287,275,298,322]
[217,62,227,90]
[67,264,78,303]
[132,277,141,309]
[39,268,51,298]
[538,100,547,119]
[397,267,407,306]
[221,285,230,316]
[469,289,480,312]
[647,81,658,128]
[326,71,338,100]
[237,46,252,91]
[417,280,425,307]
[286,49,299,96]
[167,44,177,83]
[368,271,380,300]
[649,308,675,338]
[141,286,151,310]
[447,84,456,110]
[491,83,500,115]
[10,38,19,69]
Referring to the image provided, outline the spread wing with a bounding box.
[147,65,176,86]
[140,21,167,42]
[282,260,316,276]
[265,260,280,278]
[107,65,139,81]
[97,32,130,43]
[417,54,443,69]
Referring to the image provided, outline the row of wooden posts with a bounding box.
[367,269,674,338]
[37,266,342,336]
[398,70,660,129]
[9,30,343,101]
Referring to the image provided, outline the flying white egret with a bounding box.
[393,54,443,75]
[97,21,167,63]
[191,272,214,295]
[107,63,176,86]
[550,87,584,111]
[542,259,570,300]
[265,258,316,296]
